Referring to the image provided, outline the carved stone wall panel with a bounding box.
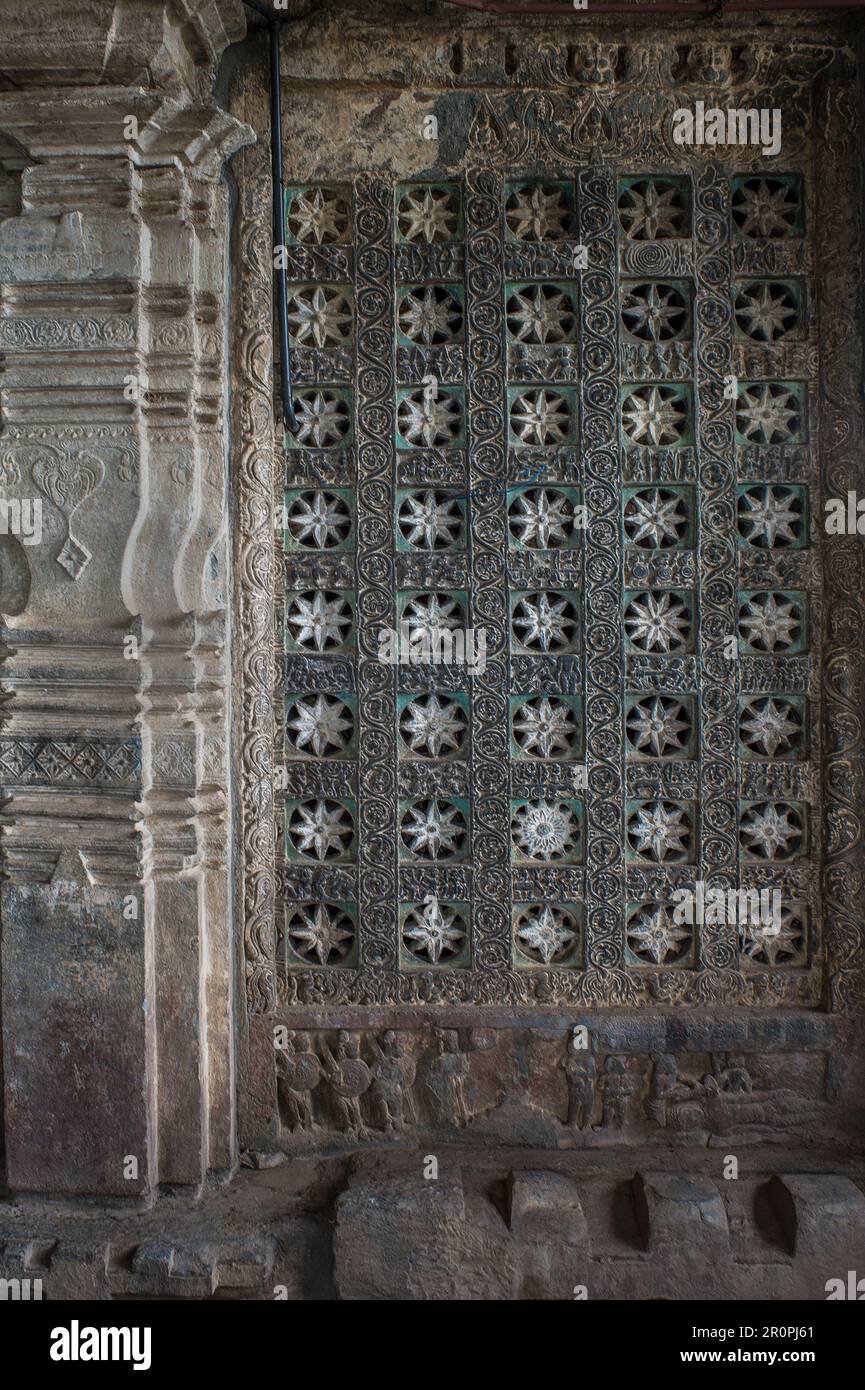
[227,11,864,1162]
[263,1017,849,1157]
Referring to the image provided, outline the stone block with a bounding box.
[1,851,148,1196]
[768,1174,865,1260]
[212,1240,274,1295]
[506,1169,588,1246]
[506,1169,589,1300]
[634,1171,729,1257]
[335,1171,517,1300]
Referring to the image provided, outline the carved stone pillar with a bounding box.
[0,0,250,1196]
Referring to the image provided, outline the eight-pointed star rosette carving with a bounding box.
[292,389,351,448]
[624,487,689,548]
[397,389,463,448]
[286,490,352,550]
[624,590,691,653]
[400,799,467,861]
[286,694,354,759]
[399,692,467,759]
[397,185,459,243]
[512,697,581,760]
[398,285,463,344]
[286,285,352,347]
[734,281,799,342]
[618,178,689,240]
[508,487,579,550]
[510,388,574,446]
[621,281,689,341]
[732,176,800,238]
[737,485,804,549]
[287,186,350,245]
[739,801,805,860]
[626,695,692,759]
[286,798,355,862]
[738,591,805,653]
[398,490,464,550]
[514,904,580,966]
[739,697,804,759]
[285,902,355,967]
[402,591,466,652]
[402,899,468,965]
[626,800,692,864]
[506,282,577,344]
[735,382,803,446]
[740,905,807,968]
[627,903,692,966]
[512,591,579,653]
[285,590,353,653]
[622,385,689,447]
[505,183,574,241]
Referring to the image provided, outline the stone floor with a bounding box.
[1,1149,863,1299]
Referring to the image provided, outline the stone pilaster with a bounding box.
[0,0,250,1196]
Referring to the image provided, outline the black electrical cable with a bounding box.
[243,0,299,435]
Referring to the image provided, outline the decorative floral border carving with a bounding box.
[233,110,279,1013]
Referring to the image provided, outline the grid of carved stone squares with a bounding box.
[277,173,815,980]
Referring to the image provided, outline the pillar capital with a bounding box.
[0,0,246,94]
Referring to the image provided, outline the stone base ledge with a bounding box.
[0,1156,862,1300]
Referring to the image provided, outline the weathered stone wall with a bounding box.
[0,0,864,1300]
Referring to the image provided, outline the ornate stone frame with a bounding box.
[231,13,865,1147]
